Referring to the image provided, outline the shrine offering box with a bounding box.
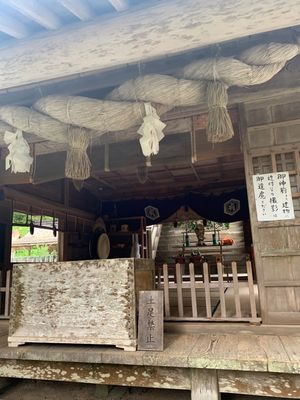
[8,258,155,351]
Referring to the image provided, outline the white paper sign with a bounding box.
[252,172,295,221]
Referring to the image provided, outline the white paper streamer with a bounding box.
[138,103,166,157]
[4,129,33,173]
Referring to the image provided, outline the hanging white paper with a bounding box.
[4,129,33,173]
[252,172,295,221]
[138,103,166,157]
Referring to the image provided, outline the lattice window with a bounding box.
[252,149,300,217]
[275,152,296,172]
[252,155,272,174]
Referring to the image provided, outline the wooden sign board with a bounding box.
[252,172,295,221]
[138,291,164,351]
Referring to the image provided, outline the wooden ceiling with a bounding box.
[82,114,245,201]
[0,0,139,45]
[85,155,246,201]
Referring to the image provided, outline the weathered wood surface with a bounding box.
[191,369,220,400]
[218,370,300,398]
[1,327,300,397]
[4,186,95,221]
[241,96,300,324]
[2,319,300,374]
[0,359,192,390]
[0,358,299,398]
[3,319,300,395]
[8,259,154,350]
[1,0,300,90]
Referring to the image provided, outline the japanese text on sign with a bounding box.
[138,291,163,351]
[252,172,295,221]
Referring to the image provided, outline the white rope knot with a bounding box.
[65,127,91,180]
[4,129,33,173]
[138,103,166,157]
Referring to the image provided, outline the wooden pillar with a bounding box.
[191,369,220,400]
[0,200,13,274]
[59,179,70,262]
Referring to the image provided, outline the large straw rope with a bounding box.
[0,41,299,180]
[34,95,170,133]
[35,96,142,133]
[239,42,299,65]
[181,43,299,85]
[107,42,298,143]
[31,41,299,143]
[0,106,70,144]
[181,58,286,86]
[107,74,207,106]
[0,120,15,146]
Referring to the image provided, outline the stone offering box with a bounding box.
[8,258,155,351]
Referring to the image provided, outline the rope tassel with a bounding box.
[206,81,234,143]
[4,129,33,173]
[65,127,91,181]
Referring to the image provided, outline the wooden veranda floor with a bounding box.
[0,320,300,398]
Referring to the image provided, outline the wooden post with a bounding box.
[231,261,241,318]
[176,263,184,317]
[163,264,170,317]
[189,263,198,318]
[191,369,220,400]
[203,262,212,318]
[4,269,11,318]
[217,262,226,318]
[246,260,257,319]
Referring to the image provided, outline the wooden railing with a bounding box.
[0,270,11,319]
[157,261,261,323]
[11,255,57,263]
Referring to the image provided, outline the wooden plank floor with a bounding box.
[0,321,299,374]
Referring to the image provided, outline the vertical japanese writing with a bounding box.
[146,295,156,344]
[138,291,164,351]
[253,172,295,221]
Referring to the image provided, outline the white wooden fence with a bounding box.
[157,261,261,323]
[11,255,57,263]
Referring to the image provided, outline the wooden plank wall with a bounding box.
[241,93,300,324]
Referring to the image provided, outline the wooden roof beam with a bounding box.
[0,13,30,38]
[57,0,94,21]
[6,0,62,30]
[1,0,300,90]
[108,0,128,12]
